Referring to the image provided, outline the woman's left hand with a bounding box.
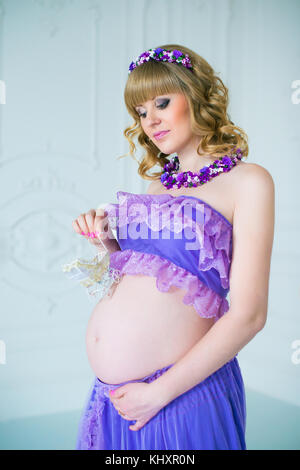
[109,381,166,431]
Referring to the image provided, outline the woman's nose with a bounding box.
[146,109,161,125]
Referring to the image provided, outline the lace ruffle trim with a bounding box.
[104,191,233,289]
[109,249,229,320]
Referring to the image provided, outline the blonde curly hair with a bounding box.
[118,43,249,181]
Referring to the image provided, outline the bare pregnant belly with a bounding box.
[85,274,215,384]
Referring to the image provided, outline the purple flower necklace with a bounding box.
[160,147,243,189]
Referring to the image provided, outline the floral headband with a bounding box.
[128,47,193,75]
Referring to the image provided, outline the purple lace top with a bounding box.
[104,191,233,322]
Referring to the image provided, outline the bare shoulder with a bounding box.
[234,160,274,183]
[233,161,275,202]
[232,161,275,232]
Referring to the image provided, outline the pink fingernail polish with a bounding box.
[81,231,85,235]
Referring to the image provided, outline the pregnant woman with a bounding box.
[70,44,275,450]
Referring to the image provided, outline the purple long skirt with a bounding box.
[76,355,246,450]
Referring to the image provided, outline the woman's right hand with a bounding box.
[72,208,114,248]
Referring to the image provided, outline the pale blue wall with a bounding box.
[0,0,299,450]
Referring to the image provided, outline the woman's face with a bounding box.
[135,92,198,155]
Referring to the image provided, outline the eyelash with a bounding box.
[138,100,170,119]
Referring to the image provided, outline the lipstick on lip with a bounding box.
[154,130,170,140]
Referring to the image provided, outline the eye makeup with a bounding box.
[136,98,170,119]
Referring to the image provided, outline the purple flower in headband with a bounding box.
[182,57,190,67]
[129,61,136,72]
[173,50,183,59]
[128,47,193,74]
[140,51,151,59]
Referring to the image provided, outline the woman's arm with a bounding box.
[150,163,275,406]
